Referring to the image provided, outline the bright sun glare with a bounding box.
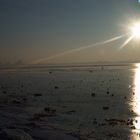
[131,22,140,39]
[119,21,140,49]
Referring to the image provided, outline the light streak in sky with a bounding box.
[119,35,134,49]
[32,34,126,64]
[32,29,139,64]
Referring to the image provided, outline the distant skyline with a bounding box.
[1,0,140,64]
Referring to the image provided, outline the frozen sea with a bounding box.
[0,63,140,140]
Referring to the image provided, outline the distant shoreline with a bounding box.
[0,62,138,73]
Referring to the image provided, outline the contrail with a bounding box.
[119,35,134,49]
[32,34,126,64]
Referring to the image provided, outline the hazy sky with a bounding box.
[1,0,140,64]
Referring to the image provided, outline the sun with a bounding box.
[119,21,140,49]
[131,22,140,39]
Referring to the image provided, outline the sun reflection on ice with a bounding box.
[133,63,140,130]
